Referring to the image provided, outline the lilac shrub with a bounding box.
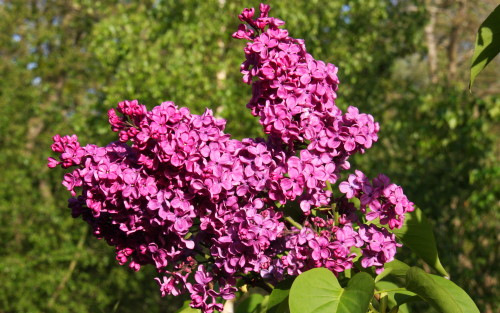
[49,4,414,312]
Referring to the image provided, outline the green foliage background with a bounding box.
[0,0,497,312]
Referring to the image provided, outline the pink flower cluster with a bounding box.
[339,170,415,229]
[48,4,413,312]
[264,193,402,278]
[49,100,289,312]
[233,4,379,213]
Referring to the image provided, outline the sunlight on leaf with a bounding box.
[470,5,500,89]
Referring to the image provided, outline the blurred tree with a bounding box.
[0,1,183,312]
[0,0,497,312]
[351,1,499,312]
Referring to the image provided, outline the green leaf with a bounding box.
[375,259,411,282]
[337,272,375,313]
[175,300,201,313]
[405,267,480,313]
[236,293,265,313]
[258,295,270,313]
[289,268,374,313]
[266,277,294,313]
[289,268,340,313]
[375,281,418,313]
[470,5,500,89]
[391,207,449,277]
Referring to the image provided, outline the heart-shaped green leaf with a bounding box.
[236,293,264,313]
[405,267,480,313]
[375,259,411,282]
[289,268,340,313]
[376,281,418,313]
[337,272,375,313]
[266,277,294,313]
[391,207,449,277]
[470,5,500,89]
[289,268,374,313]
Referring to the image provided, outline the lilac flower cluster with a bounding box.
[233,4,379,213]
[49,4,413,312]
[266,194,402,277]
[281,222,360,277]
[339,170,415,229]
[49,100,290,312]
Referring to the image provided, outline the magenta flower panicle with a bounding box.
[49,4,412,312]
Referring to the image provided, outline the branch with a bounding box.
[284,216,303,230]
[424,0,438,84]
[447,0,467,82]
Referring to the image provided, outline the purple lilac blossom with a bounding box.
[338,171,415,229]
[49,4,413,312]
[233,5,380,213]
